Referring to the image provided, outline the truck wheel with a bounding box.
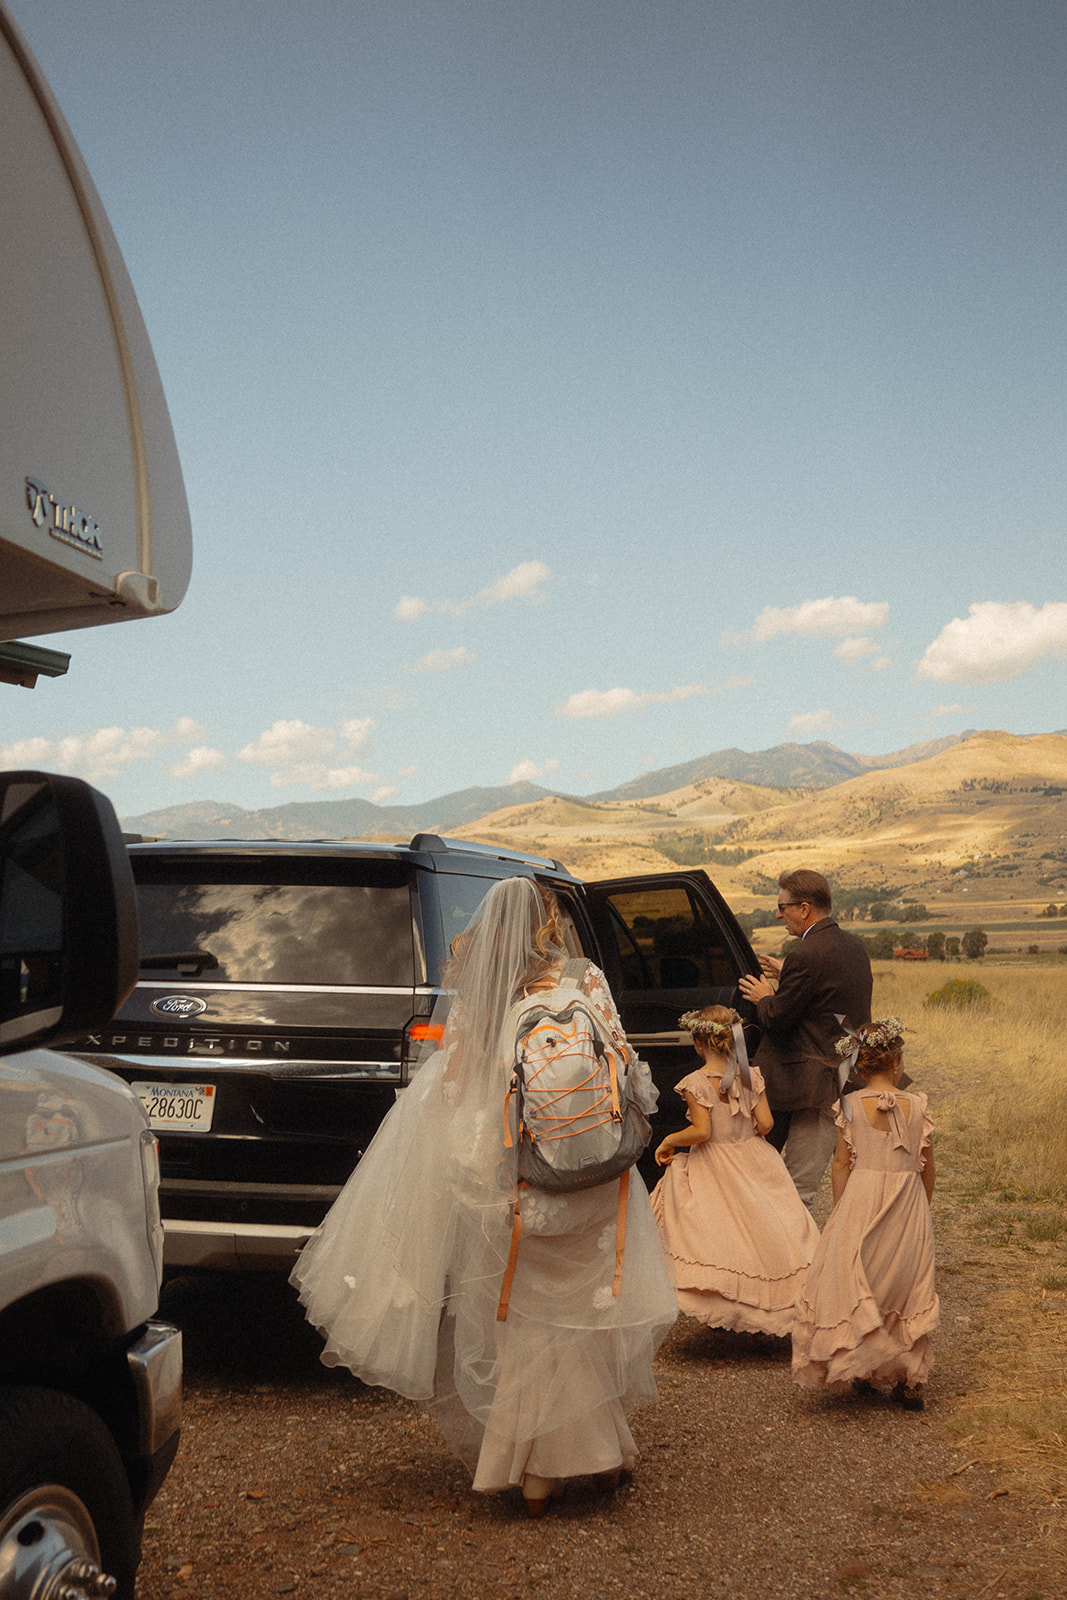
[0,1386,137,1600]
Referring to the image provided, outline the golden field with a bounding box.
[872,958,1067,1192]
[872,957,1067,1509]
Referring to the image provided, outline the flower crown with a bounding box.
[834,1016,907,1057]
[679,1009,735,1045]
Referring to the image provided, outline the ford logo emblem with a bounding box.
[150,995,209,1018]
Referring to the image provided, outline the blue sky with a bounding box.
[4,0,1066,818]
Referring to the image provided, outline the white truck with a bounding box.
[1,4,192,1596]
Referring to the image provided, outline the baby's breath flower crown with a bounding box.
[679,1010,735,1046]
[834,1016,907,1058]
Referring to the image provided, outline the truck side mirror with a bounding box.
[0,771,139,1054]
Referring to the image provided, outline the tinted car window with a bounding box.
[134,861,414,986]
[597,883,736,989]
[436,873,498,952]
[438,875,589,963]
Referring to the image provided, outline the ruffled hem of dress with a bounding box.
[667,1258,812,1328]
[669,1255,812,1292]
[676,1288,799,1337]
[791,1295,940,1389]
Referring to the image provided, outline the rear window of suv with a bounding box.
[133,858,415,986]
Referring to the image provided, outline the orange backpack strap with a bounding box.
[502,1077,516,1151]
[498,1165,630,1322]
[496,1187,525,1322]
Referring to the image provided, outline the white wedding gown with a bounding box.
[291,965,676,1490]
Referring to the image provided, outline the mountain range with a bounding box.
[121,731,978,841]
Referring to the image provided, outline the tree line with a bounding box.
[859,928,988,961]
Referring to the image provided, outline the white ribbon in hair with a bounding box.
[718,1021,753,1096]
[834,1013,861,1092]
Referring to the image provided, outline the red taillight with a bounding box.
[402,1018,447,1080]
[408,1022,445,1045]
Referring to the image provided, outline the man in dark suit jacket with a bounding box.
[738,869,872,1208]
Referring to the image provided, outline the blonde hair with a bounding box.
[679,1004,739,1052]
[524,883,567,989]
[443,879,566,995]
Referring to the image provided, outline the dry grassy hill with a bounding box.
[724,730,1067,906]
[458,732,1067,924]
[467,777,784,879]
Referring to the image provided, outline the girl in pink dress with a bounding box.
[791,1018,938,1408]
[650,1006,819,1336]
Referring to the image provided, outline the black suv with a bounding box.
[72,834,759,1271]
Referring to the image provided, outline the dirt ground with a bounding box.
[135,1180,1066,1600]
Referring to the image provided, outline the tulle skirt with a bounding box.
[291,1054,677,1489]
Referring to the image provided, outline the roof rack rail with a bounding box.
[408,833,568,873]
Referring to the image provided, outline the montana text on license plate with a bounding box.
[134,1082,216,1132]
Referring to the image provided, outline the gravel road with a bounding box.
[136,1194,1064,1600]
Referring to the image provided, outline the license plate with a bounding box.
[134,1082,216,1132]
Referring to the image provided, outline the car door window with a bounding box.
[597,884,736,991]
[438,874,498,951]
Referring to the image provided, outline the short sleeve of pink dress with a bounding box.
[675,1070,716,1109]
[676,1063,766,1119]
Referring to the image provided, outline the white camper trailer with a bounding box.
[0,2,191,649]
[1,7,186,1595]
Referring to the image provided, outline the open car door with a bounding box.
[582,871,763,1165]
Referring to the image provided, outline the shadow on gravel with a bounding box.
[664,1318,795,1367]
[158,1271,351,1389]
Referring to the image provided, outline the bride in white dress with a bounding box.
[291,876,676,1516]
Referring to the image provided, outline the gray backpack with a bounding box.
[503,959,650,1193]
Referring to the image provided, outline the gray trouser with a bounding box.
[779,1106,839,1210]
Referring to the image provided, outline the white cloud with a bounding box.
[928,702,968,719]
[916,600,1067,685]
[396,764,418,779]
[370,784,398,803]
[237,717,379,790]
[744,596,890,644]
[833,636,894,671]
[237,719,337,765]
[0,735,55,767]
[0,714,382,798]
[555,683,707,720]
[395,561,551,622]
[409,647,476,673]
[834,636,876,662]
[459,561,550,612]
[725,674,755,689]
[340,717,375,752]
[268,763,377,791]
[789,709,843,736]
[0,725,167,784]
[508,757,560,783]
[168,746,226,780]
